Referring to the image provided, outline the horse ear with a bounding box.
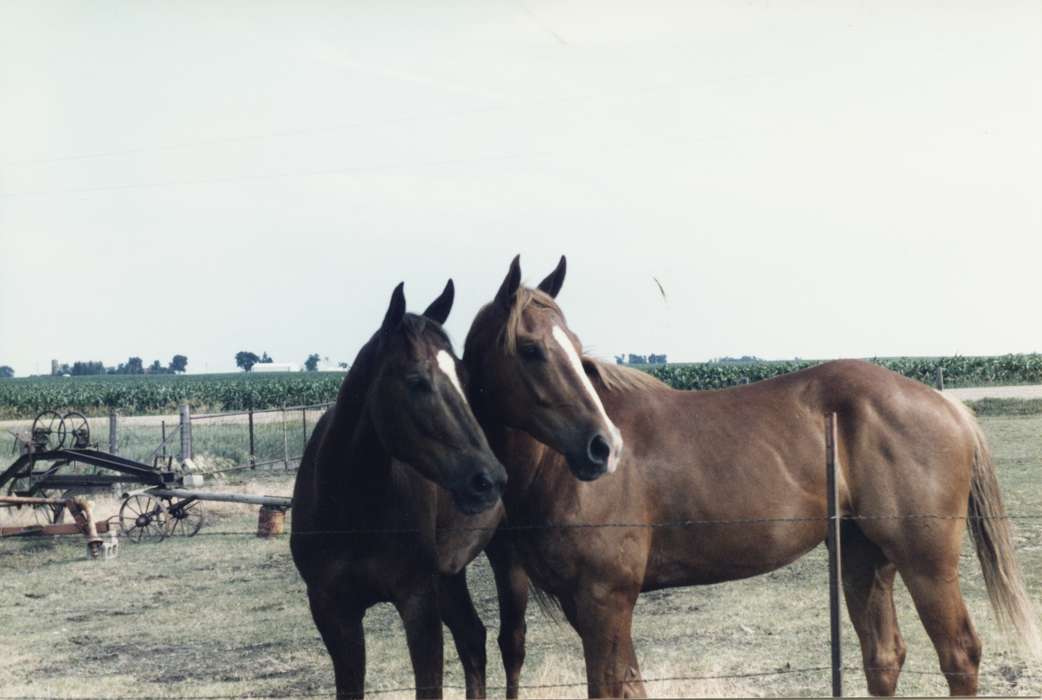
[422,279,454,325]
[495,254,522,307]
[537,255,567,298]
[381,282,406,333]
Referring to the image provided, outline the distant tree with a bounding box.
[71,361,106,376]
[0,366,13,379]
[260,352,273,364]
[148,359,164,374]
[304,353,321,372]
[169,354,188,373]
[713,356,764,364]
[337,362,349,369]
[125,357,144,374]
[236,351,260,372]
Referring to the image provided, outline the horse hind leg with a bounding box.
[841,523,907,696]
[899,565,981,696]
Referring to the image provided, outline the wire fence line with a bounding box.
[0,663,1036,700]
[5,410,1040,698]
[174,511,1042,538]
[3,511,1038,696]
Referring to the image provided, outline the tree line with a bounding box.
[234,351,347,372]
[47,355,190,376]
[0,349,352,379]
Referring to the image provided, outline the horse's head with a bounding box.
[464,255,623,481]
[366,280,506,514]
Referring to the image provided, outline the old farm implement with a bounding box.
[1,410,291,550]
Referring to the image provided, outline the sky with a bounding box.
[1,1,1040,375]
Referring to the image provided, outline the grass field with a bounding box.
[1,413,1040,698]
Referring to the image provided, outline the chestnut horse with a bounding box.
[291,281,508,699]
[462,256,1040,697]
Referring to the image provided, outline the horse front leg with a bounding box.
[486,533,530,699]
[570,586,645,698]
[307,585,367,699]
[439,569,487,698]
[396,582,445,699]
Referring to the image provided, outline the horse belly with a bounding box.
[642,518,826,589]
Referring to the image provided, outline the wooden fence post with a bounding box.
[108,409,118,455]
[826,412,843,697]
[935,366,945,391]
[179,404,192,462]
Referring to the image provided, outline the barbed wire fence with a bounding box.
[3,411,1041,698]
[3,511,1028,699]
[2,516,1039,697]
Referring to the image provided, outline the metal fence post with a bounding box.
[108,409,118,455]
[248,405,256,469]
[301,407,308,456]
[282,406,290,470]
[161,420,167,459]
[179,404,192,462]
[935,366,945,391]
[825,412,843,697]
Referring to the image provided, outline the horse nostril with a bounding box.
[587,433,611,465]
[470,472,494,494]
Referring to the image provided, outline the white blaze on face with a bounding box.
[550,325,624,473]
[435,350,468,406]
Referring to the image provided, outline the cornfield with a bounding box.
[0,372,344,418]
[1,355,1040,419]
[642,354,1042,391]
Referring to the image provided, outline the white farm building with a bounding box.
[252,362,300,373]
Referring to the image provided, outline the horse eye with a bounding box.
[405,375,432,392]
[519,343,544,361]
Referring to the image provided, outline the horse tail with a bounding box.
[964,413,1042,661]
[529,581,565,625]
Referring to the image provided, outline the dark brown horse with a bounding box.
[291,281,508,699]
[462,256,1041,697]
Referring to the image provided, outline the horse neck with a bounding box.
[316,343,394,512]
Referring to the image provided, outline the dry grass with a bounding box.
[1,415,1040,698]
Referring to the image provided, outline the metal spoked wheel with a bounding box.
[119,495,167,543]
[165,499,204,537]
[32,490,66,526]
[30,411,65,451]
[62,412,91,449]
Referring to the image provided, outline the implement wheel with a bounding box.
[32,490,66,526]
[30,411,65,451]
[62,412,91,449]
[165,499,204,537]
[119,495,167,543]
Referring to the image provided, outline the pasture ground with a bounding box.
[1,414,1041,698]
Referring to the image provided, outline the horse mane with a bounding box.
[581,356,669,393]
[501,287,561,352]
[503,286,668,394]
